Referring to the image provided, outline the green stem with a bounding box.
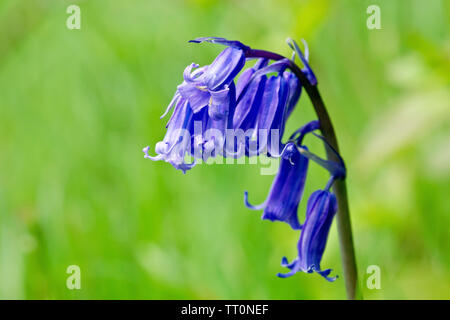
[247,49,360,299]
[305,87,360,300]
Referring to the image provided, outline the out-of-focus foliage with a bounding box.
[0,0,448,299]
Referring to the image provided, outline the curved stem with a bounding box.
[247,49,360,299]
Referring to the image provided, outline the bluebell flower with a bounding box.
[226,59,267,157]
[230,59,296,157]
[190,83,236,161]
[278,189,338,281]
[233,59,268,132]
[244,121,320,229]
[258,74,290,156]
[143,98,195,173]
[177,46,244,119]
[244,142,308,230]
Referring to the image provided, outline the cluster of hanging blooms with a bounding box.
[143,37,346,281]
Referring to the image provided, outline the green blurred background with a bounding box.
[0,0,449,299]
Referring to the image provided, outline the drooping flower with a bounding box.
[225,58,268,158]
[232,59,268,133]
[277,189,338,281]
[230,59,297,157]
[143,98,195,173]
[190,83,236,162]
[244,142,307,230]
[256,74,290,156]
[244,121,320,229]
[177,46,244,119]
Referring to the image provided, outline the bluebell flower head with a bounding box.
[278,189,338,281]
[144,36,349,285]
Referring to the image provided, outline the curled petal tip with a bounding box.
[143,146,154,159]
[276,271,295,279]
[243,191,250,207]
[244,191,267,210]
[145,153,164,161]
[142,146,164,161]
[182,63,202,84]
[177,159,197,173]
[317,268,338,282]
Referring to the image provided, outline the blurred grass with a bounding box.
[0,0,449,299]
